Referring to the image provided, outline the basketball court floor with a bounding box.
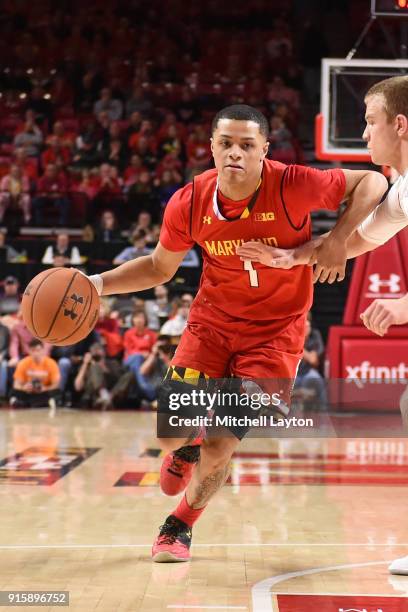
[0,408,408,611]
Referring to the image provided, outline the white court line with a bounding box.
[0,543,405,550]
[167,606,247,610]
[251,560,391,612]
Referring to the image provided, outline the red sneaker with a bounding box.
[152,515,192,563]
[160,443,201,496]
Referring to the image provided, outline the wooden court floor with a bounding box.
[0,408,407,611]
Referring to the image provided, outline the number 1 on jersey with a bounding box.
[244,260,259,287]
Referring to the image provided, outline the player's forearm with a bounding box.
[345,231,379,259]
[100,255,171,296]
[331,172,388,242]
[293,235,326,265]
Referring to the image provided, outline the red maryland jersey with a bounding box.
[160,159,345,321]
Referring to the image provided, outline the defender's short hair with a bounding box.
[366,76,408,121]
[211,104,269,139]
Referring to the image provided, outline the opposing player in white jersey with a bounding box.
[237,75,408,574]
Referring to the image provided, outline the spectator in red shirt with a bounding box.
[128,120,157,154]
[41,136,71,171]
[123,154,147,190]
[123,310,157,400]
[32,163,69,226]
[91,163,122,221]
[46,121,76,150]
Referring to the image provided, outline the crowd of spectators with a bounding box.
[0,1,303,230]
[0,0,332,411]
[0,282,192,409]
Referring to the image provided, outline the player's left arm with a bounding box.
[312,169,389,283]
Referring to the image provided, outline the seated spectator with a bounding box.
[138,339,175,401]
[74,342,127,409]
[125,111,142,143]
[13,119,43,157]
[94,210,122,243]
[128,120,157,155]
[176,86,200,124]
[123,310,157,400]
[186,125,212,180]
[32,164,69,226]
[72,122,100,169]
[92,163,122,215]
[0,230,24,263]
[45,120,76,150]
[123,155,147,190]
[102,137,127,171]
[95,299,123,358]
[41,232,82,266]
[294,312,327,410]
[94,87,123,122]
[41,136,71,171]
[13,147,38,181]
[132,137,157,171]
[113,229,152,265]
[155,169,182,208]
[10,339,60,409]
[0,276,21,316]
[125,85,152,118]
[0,320,9,398]
[158,124,185,159]
[127,170,159,217]
[160,298,190,337]
[156,149,183,179]
[131,210,154,242]
[0,165,31,224]
[268,115,296,164]
[145,285,171,331]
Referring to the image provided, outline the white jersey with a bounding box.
[357,171,408,245]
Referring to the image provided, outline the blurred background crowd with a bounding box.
[0,0,387,410]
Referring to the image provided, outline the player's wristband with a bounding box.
[88,274,103,296]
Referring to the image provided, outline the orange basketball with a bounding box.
[21,267,100,346]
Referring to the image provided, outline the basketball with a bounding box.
[21,267,100,346]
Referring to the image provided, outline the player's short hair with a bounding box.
[366,76,408,122]
[211,104,269,139]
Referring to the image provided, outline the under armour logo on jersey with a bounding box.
[368,273,400,293]
[203,216,212,224]
[64,293,84,320]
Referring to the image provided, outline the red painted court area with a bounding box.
[276,594,408,612]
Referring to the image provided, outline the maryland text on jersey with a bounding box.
[204,236,278,257]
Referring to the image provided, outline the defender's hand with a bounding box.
[237,241,296,269]
[360,295,408,336]
[311,237,347,284]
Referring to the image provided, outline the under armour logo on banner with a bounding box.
[368,273,400,293]
[64,293,84,320]
[203,216,211,224]
[338,608,382,612]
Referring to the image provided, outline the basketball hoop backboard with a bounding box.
[316,58,408,161]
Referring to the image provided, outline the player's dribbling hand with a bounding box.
[237,242,296,269]
[360,295,408,336]
[311,237,347,284]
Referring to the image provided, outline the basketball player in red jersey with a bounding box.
[86,105,387,562]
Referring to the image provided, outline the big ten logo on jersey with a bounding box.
[365,273,402,298]
[254,212,275,222]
